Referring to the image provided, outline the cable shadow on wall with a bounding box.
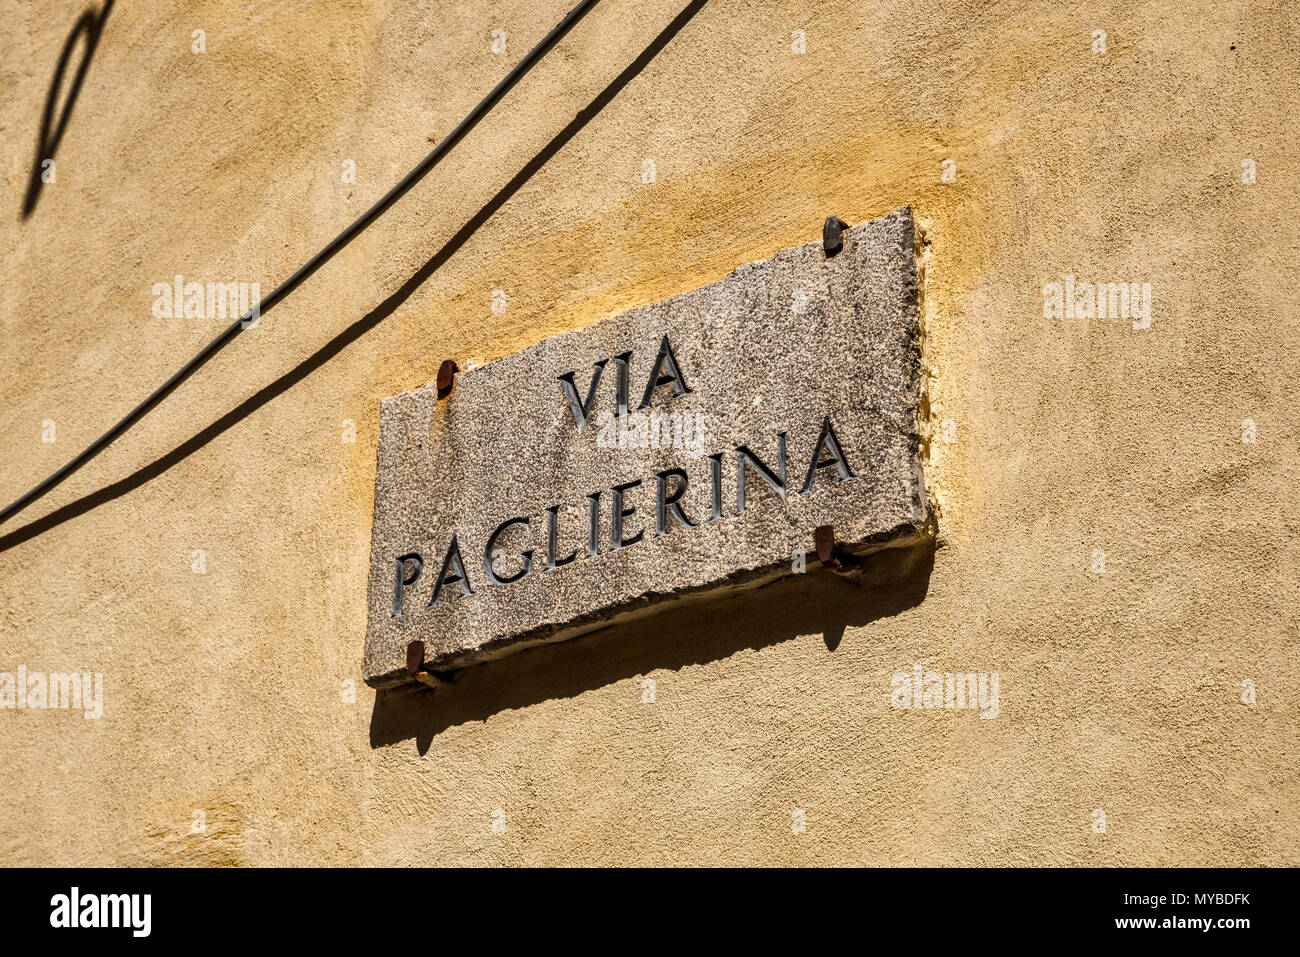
[369,540,936,753]
[22,0,115,220]
[0,0,709,554]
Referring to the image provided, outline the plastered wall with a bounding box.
[1,0,1296,865]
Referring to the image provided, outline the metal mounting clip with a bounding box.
[814,524,862,578]
[822,216,849,258]
[406,640,450,691]
[436,360,459,400]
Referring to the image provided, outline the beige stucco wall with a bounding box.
[1,0,1296,865]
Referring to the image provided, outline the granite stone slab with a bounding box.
[363,206,929,687]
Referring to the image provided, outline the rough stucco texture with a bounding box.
[0,0,1296,866]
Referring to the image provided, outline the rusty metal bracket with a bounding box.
[405,640,451,691]
[814,524,862,577]
[436,359,459,400]
[822,216,849,258]
[814,524,842,570]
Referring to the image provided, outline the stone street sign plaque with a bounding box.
[363,206,929,687]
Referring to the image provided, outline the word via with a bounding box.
[558,335,690,432]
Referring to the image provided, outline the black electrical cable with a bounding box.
[0,0,600,528]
